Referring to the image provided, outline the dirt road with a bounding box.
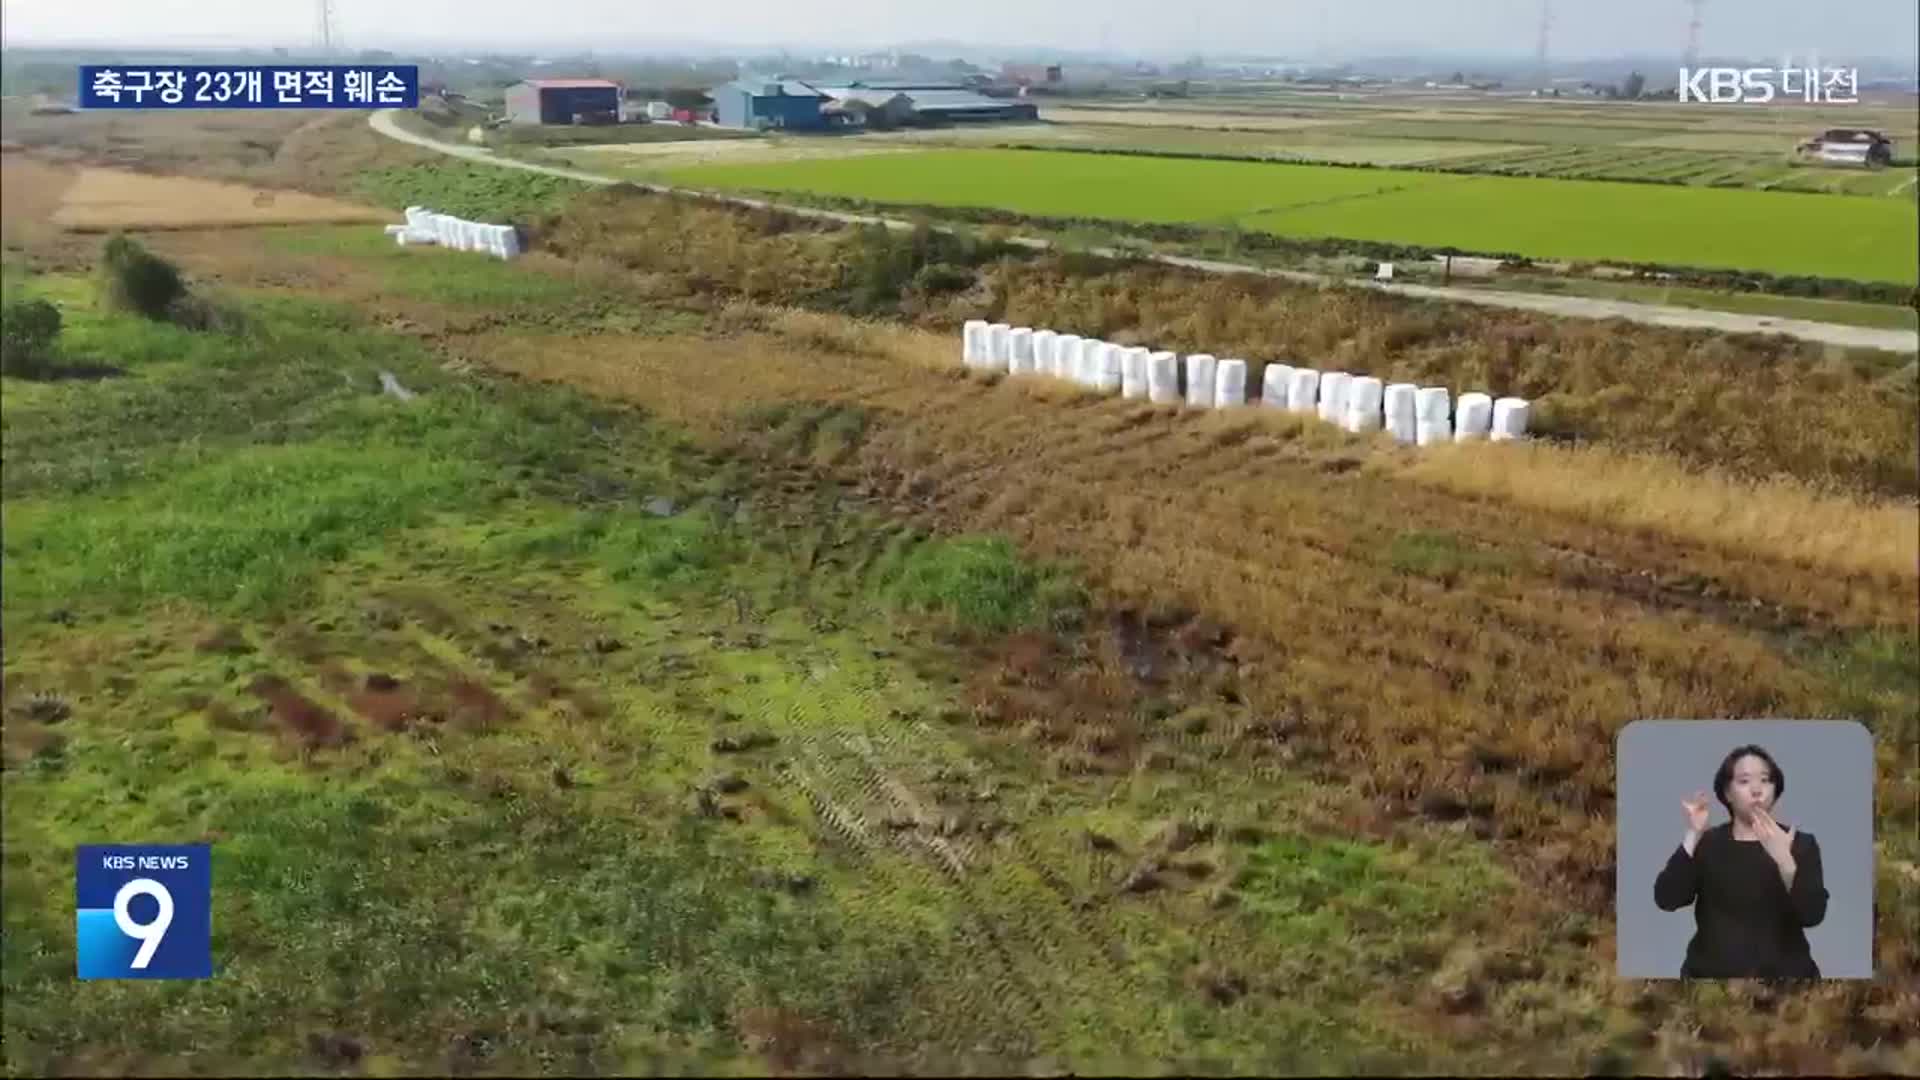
[368,110,1917,353]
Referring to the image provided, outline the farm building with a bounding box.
[711,80,829,131]
[1002,63,1064,88]
[504,79,623,125]
[1796,128,1896,166]
[813,83,1040,124]
[821,88,916,128]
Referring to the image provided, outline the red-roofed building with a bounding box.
[504,78,623,125]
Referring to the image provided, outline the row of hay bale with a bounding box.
[382,206,521,259]
[960,320,1531,443]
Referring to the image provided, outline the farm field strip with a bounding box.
[1011,98,1918,190]
[666,147,1919,283]
[45,165,391,230]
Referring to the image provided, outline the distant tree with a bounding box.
[1450,70,1464,83]
[1622,71,1646,99]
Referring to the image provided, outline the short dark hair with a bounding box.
[1714,744,1785,811]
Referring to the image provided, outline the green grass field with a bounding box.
[667,148,1920,283]
[0,254,1524,1075]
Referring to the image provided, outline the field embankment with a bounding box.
[525,186,1919,498]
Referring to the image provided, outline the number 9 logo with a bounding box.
[113,878,174,970]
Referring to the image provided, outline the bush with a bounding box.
[1,295,62,377]
[165,293,250,334]
[912,263,975,295]
[99,234,185,321]
[880,535,1084,633]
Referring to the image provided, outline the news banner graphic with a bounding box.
[79,65,419,109]
[75,845,212,980]
[1677,65,1860,104]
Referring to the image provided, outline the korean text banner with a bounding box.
[79,65,420,109]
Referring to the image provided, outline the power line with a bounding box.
[1534,0,1553,86]
[1683,0,1706,67]
[317,0,339,55]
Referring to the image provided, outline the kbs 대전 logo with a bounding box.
[1678,66,1859,104]
[75,845,212,979]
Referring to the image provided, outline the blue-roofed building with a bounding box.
[711,79,829,131]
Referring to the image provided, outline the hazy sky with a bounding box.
[4,0,1917,60]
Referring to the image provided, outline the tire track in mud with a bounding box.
[839,692,1162,1060]
[751,683,1047,1057]
[743,652,1171,1063]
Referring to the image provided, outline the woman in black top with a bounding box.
[1654,744,1828,978]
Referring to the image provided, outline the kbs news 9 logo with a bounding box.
[75,845,212,980]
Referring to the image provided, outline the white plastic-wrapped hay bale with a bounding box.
[1287,368,1320,413]
[384,224,407,237]
[1215,359,1248,409]
[491,224,512,258]
[1317,372,1352,424]
[1454,392,1494,442]
[1185,355,1217,408]
[1096,344,1124,393]
[404,227,437,245]
[1343,376,1384,433]
[1076,340,1097,386]
[1030,330,1057,377]
[1120,347,1149,399]
[1262,364,1294,409]
[962,320,989,367]
[1147,350,1181,403]
[985,324,1012,372]
[395,233,411,247]
[404,206,431,230]
[1079,338,1107,387]
[1383,383,1419,444]
[1416,387,1453,446]
[500,224,521,259]
[1491,397,1532,441]
[1009,328,1035,375]
[1068,339,1092,385]
[1051,334,1081,380]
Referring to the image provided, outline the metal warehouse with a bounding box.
[711,79,829,131]
[830,83,1039,123]
[504,79,623,125]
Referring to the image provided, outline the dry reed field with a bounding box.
[0,102,430,196]
[47,166,391,230]
[537,188,1920,497]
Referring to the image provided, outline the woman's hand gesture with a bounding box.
[1682,791,1711,834]
[1752,807,1797,867]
